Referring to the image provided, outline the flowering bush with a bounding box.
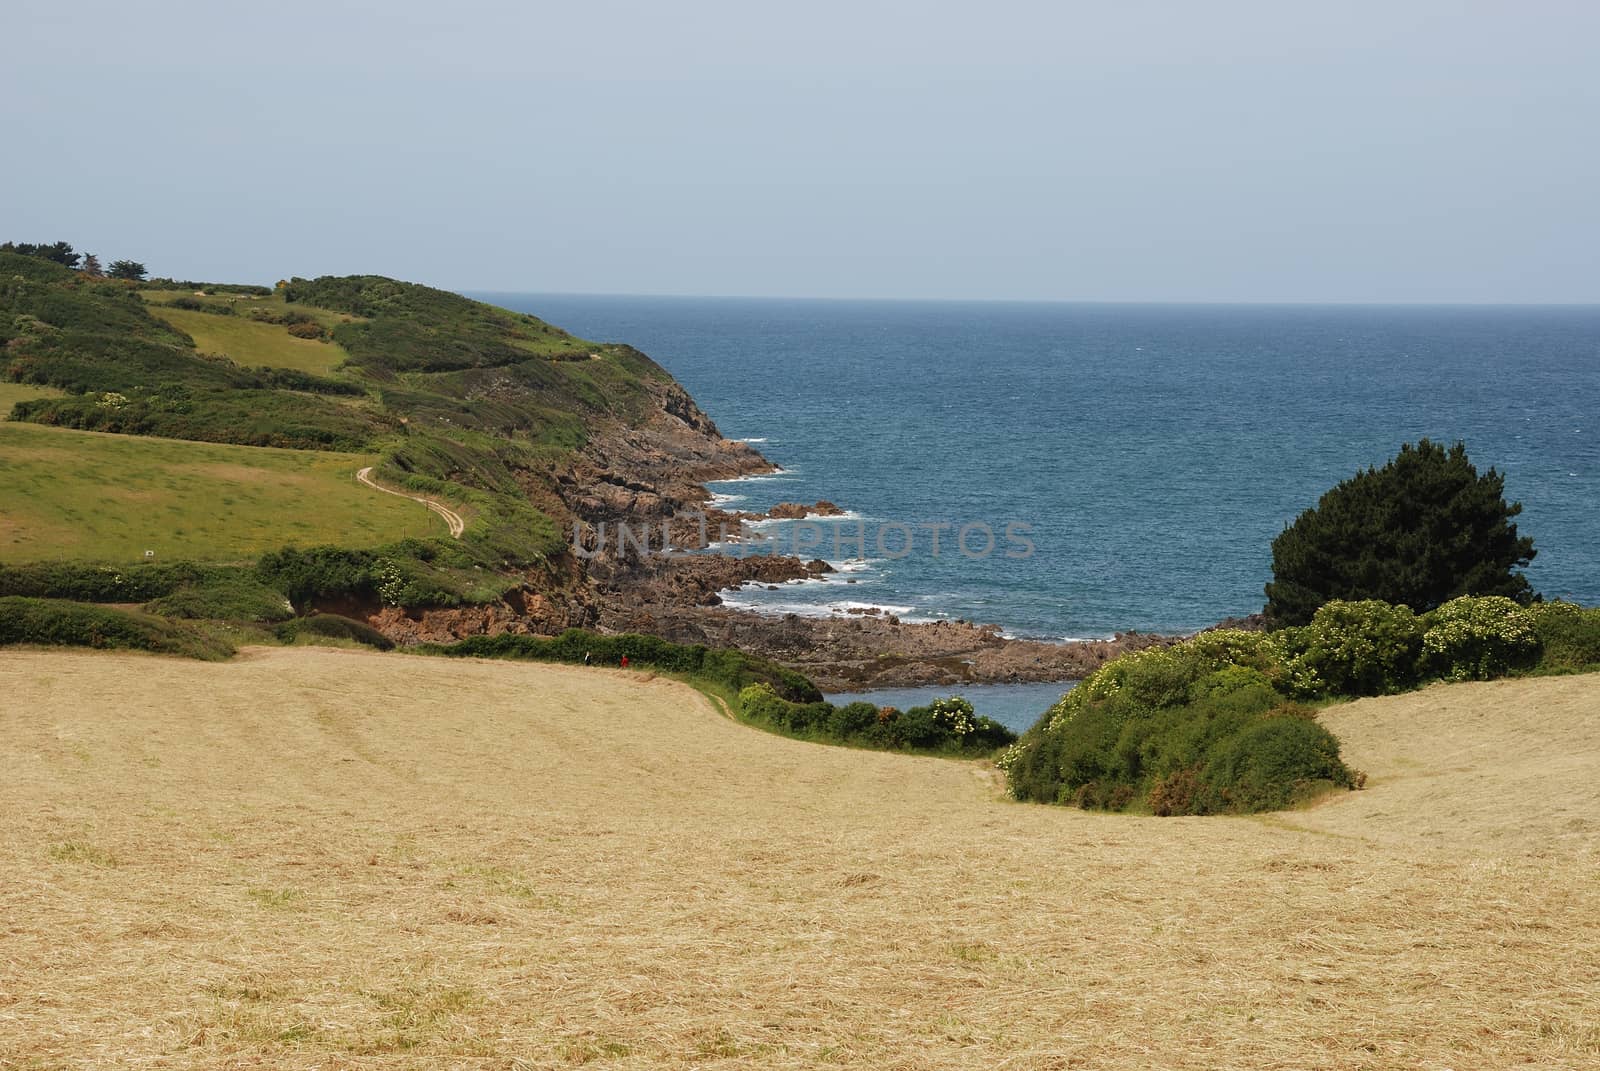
[928,697,977,737]
[1421,595,1540,681]
[1288,599,1424,696]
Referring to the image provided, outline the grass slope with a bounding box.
[145,305,351,375]
[2,647,1595,1069]
[0,422,442,562]
[0,381,64,416]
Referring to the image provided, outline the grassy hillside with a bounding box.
[1,251,677,573]
[0,381,64,415]
[145,305,351,375]
[3,648,1595,1069]
[0,421,441,562]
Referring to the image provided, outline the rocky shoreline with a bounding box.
[361,369,1225,691]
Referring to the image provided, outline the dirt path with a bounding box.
[355,466,465,538]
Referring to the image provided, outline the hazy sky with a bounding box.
[4,1,1597,302]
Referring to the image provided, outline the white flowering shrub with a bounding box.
[1421,595,1539,681]
[927,697,976,737]
[1287,599,1424,696]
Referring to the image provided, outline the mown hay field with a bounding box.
[1,648,1597,1069]
[0,422,441,563]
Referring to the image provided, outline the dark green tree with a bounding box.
[107,259,148,281]
[1264,439,1536,626]
[0,240,80,268]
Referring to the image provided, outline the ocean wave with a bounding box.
[707,466,794,484]
[733,437,770,443]
[718,590,917,619]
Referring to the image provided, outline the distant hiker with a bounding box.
[620,655,629,669]
[583,650,592,666]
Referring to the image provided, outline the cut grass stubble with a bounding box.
[0,647,1596,1069]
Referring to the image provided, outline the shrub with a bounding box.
[1147,767,1209,816]
[1289,599,1424,696]
[1530,600,1600,672]
[286,320,324,339]
[1420,595,1540,682]
[1006,630,1359,814]
[1203,712,1355,812]
[828,701,882,738]
[0,596,234,659]
[276,613,394,650]
[737,686,1014,755]
[256,546,378,610]
[145,574,294,622]
[441,630,822,704]
[0,561,230,602]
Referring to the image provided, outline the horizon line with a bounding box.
[461,288,1600,309]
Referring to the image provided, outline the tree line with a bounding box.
[1,240,145,280]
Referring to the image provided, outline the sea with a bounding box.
[480,294,1600,730]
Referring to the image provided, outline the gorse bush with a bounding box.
[1420,595,1540,681]
[1002,631,1359,815]
[1529,600,1600,672]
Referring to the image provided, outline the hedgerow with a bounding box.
[434,629,822,704]
[739,687,1014,755]
[0,596,234,660]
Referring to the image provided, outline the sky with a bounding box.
[3,0,1598,302]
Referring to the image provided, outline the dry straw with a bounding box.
[2,647,1597,1068]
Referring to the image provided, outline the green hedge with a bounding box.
[1530,601,1600,672]
[145,574,294,623]
[740,687,1015,755]
[0,561,248,602]
[434,628,822,703]
[0,597,234,660]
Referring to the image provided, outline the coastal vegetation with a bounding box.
[1004,594,1598,813]
[1265,439,1536,626]
[5,238,1594,812]
[0,596,235,660]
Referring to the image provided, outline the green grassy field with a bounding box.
[144,305,353,375]
[0,383,66,419]
[0,421,442,563]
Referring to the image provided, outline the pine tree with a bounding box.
[1264,439,1536,626]
[107,259,148,281]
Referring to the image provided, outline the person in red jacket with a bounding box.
[620,654,629,669]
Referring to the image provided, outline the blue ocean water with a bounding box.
[484,294,1600,642]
